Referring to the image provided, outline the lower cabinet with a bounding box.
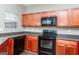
[56,43,65,55]
[56,39,79,55]
[65,41,78,55]
[31,36,38,53]
[25,36,32,51]
[56,40,66,55]
[25,35,38,53]
[0,40,8,53]
[7,38,14,55]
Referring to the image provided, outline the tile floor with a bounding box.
[0,50,38,55]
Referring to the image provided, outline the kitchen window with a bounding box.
[4,12,18,29]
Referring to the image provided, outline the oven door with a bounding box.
[41,39,52,49]
[39,37,56,55]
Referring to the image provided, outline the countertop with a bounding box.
[0,32,42,45]
[1,31,79,46]
[57,34,79,41]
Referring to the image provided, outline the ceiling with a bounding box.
[22,4,54,8]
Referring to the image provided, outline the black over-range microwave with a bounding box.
[41,16,57,26]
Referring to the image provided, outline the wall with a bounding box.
[0,4,25,33]
[0,4,26,45]
[24,4,79,13]
[24,4,79,35]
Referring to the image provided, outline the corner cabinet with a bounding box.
[57,10,69,27]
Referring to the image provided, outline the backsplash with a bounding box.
[24,27,79,35]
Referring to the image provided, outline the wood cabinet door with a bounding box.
[7,38,14,55]
[0,45,2,52]
[2,41,8,52]
[65,41,78,55]
[28,14,34,26]
[0,45,4,52]
[66,45,77,55]
[57,10,69,26]
[56,43,66,55]
[26,36,32,51]
[22,14,29,26]
[0,41,8,53]
[31,36,38,53]
[70,8,79,26]
[41,12,50,17]
[48,11,56,16]
[33,13,41,26]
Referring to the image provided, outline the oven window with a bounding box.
[41,40,52,49]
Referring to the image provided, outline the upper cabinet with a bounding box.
[33,13,41,26]
[69,8,79,27]
[28,14,34,26]
[22,13,41,27]
[22,8,79,27]
[22,14,28,26]
[57,8,79,27]
[41,11,56,17]
[48,11,56,16]
[41,12,50,17]
[22,11,57,27]
[57,10,69,27]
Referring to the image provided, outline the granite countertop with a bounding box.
[57,34,79,41]
[1,31,79,45]
[0,32,42,45]
[0,32,42,37]
[25,32,42,36]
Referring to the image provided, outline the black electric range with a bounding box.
[38,30,57,55]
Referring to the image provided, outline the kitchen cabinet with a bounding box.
[22,14,34,26]
[70,8,79,27]
[57,10,69,27]
[22,14,29,26]
[25,35,32,51]
[7,38,14,55]
[25,35,38,53]
[65,41,78,55]
[22,14,34,27]
[48,11,56,16]
[22,11,57,27]
[41,12,50,17]
[56,40,66,55]
[41,11,56,17]
[27,14,34,26]
[0,40,8,53]
[56,39,79,55]
[22,13,41,27]
[33,13,41,26]
[31,36,38,53]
